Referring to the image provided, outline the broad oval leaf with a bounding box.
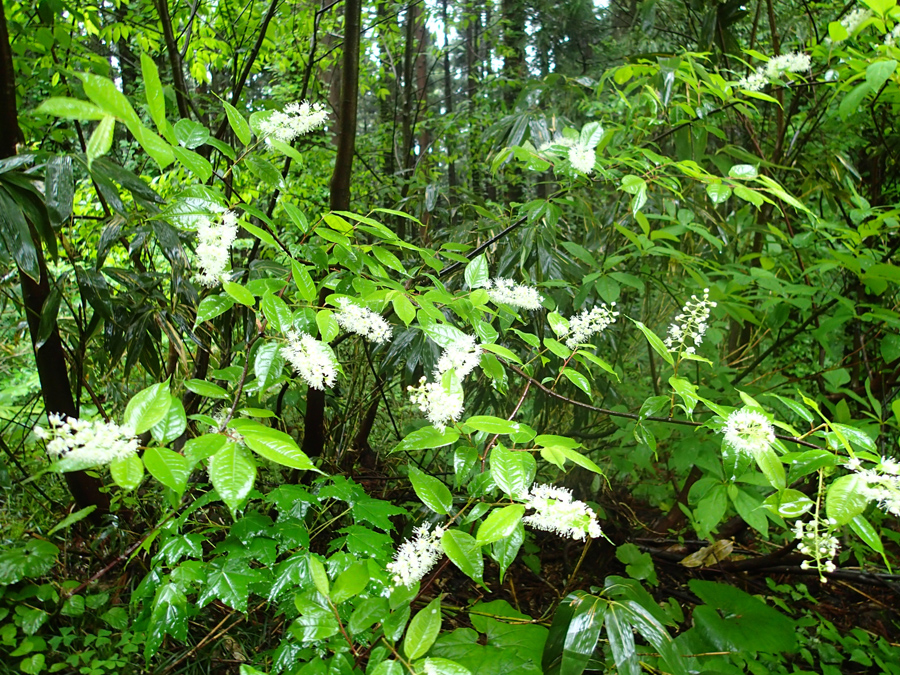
[208,442,256,514]
[403,596,442,660]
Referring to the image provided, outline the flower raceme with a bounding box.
[195,211,238,287]
[281,330,338,390]
[258,101,329,143]
[334,299,392,344]
[434,334,482,380]
[853,456,900,517]
[522,484,603,541]
[407,377,464,432]
[563,303,619,350]
[485,278,543,311]
[722,408,776,455]
[738,51,811,92]
[664,288,715,356]
[34,414,138,470]
[386,523,445,588]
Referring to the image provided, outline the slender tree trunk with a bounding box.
[0,2,109,518]
[442,0,457,206]
[154,0,191,119]
[376,0,396,194]
[303,0,361,462]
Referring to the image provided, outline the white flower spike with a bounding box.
[386,523,445,588]
[334,299,392,344]
[195,211,238,287]
[281,330,338,390]
[36,414,138,470]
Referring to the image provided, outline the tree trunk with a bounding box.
[0,2,109,518]
[303,0,361,462]
[442,0,456,207]
[154,0,191,119]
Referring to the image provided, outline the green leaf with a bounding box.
[110,454,144,490]
[140,53,166,132]
[36,97,106,120]
[208,442,256,514]
[490,520,524,583]
[86,116,116,166]
[308,555,330,598]
[316,309,340,342]
[150,397,187,444]
[124,382,172,434]
[261,292,292,333]
[706,182,732,204]
[199,560,259,611]
[392,294,416,325]
[392,426,460,452]
[464,254,489,289]
[464,415,530,436]
[826,473,870,525]
[0,539,58,584]
[762,488,814,518]
[441,530,484,582]
[850,514,884,554]
[196,294,235,324]
[348,597,390,634]
[543,591,606,675]
[728,164,757,179]
[292,262,317,303]
[403,596,443,660]
[561,367,592,397]
[409,465,453,514]
[223,280,255,307]
[143,447,191,494]
[48,506,97,535]
[228,419,320,472]
[840,81,874,119]
[424,658,472,675]
[629,319,674,365]
[606,601,639,675]
[490,446,535,498]
[78,72,141,127]
[476,505,525,544]
[173,146,213,181]
[867,59,897,91]
[184,379,230,400]
[331,561,369,604]
[253,341,284,392]
[223,100,252,145]
[174,119,210,149]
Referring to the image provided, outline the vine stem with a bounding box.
[505,362,827,450]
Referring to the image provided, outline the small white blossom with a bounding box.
[334,299,392,344]
[563,303,619,349]
[522,484,603,541]
[664,288,716,355]
[195,211,238,287]
[258,101,329,143]
[35,414,138,470]
[794,518,839,579]
[765,52,812,79]
[854,457,900,517]
[281,331,338,390]
[885,23,900,46]
[837,8,872,40]
[486,278,543,311]
[738,70,768,92]
[568,145,596,174]
[408,377,464,432]
[435,334,482,380]
[387,523,445,588]
[723,408,776,455]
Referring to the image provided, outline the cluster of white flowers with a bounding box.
[258,101,329,143]
[537,135,596,175]
[722,408,776,455]
[664,288,715,355]
[407,377,464,432]
[522,484,603,541]
[34,414,138,469]
[737,52,811,93]
[195,211,238,287]
[568,145,596,174]
[281,330,338,390]
[334,299,392,344]
[885,23,900,47]
[563,303,619,349]
[836,8,871,41]
[794,518,839,576]
[386,523,445,588]
[435,334,482,380]
[486,278,543,311]
[853,456,900,517]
